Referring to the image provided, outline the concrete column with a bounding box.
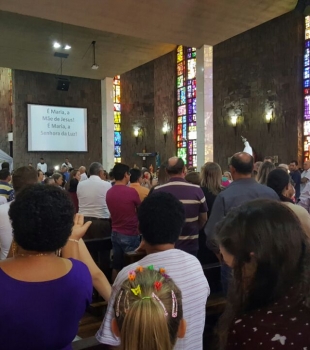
[101,78,114,170]
[196,45,213,168]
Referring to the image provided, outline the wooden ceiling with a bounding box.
[0,0,296,79]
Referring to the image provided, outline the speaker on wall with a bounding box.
[56,77,70,91]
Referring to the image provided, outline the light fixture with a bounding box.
[53,42,61,49]
[266,110,273,132]
[64,45,71,50]
[91,41,99,70]
[54,165,60,171]
[230,115,238,135]
[162,123,168,143]
[134,128,139,144]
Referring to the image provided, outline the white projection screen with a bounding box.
[27,104,88,152]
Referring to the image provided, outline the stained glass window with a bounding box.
[176,46,197,167]
[304,18,310,161]
[113,75,121,163]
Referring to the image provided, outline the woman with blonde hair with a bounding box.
[256,161,275,185]
[112,267,186,350]
[199,162,224,265]
[200,162,223,213]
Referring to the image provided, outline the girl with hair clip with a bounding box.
[112,267,186,350]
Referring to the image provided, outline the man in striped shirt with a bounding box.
[0,169,13,202]
[96,192,209,350]
[153,157,208,256]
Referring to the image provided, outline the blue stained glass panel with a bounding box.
[182,116,187,123]
[304,79,310,88]
[305,49,310,67]
[306,40,310,48]
[114,132,121,146]
[305,67,310,80]
[193,98,197,113]
[180,87,186,105]
[114,146,121,157]
[305,96,310,119]
[188,103,193,115]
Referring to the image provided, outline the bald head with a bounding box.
[304,160,310,170]
[79,166,86,174]
[166,157,185,176]
[230,152,254,176]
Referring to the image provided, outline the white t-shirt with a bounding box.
[96,249,210,350]
[80,173,88,182]
[0,202,13,260]
[77,175,111,219]
[37,162,47,173]
[0,197,7,205]
[61,162,73,169]
[301,169,310,193]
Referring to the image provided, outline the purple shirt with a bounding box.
[106,185,141,236]
[0,258,92,350]
[153,177,208,252]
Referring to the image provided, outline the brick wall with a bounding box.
[120,51,176,169]
[12,70,102,170]
[0,68,12,155]
[213,11,304,170]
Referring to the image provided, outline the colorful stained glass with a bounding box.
[305,49,310,67]
[113,76,121,162]
[176,45,197,168]
[114,131,121,146]
[305,19,310,161]
[178,105,186,115]
[114,112,121,124]
[177,76,184,88]
[187,59,196,80]
[177,45,183,63]
[114,103,121,112]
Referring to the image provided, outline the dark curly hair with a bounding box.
[138,192,185,245]
[9,184,75,252]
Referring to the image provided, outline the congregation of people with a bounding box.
[1,153,310,349]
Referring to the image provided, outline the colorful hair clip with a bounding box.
[124,291,130,313]
[147,265,154,270]
[128,270,136,281]
[162,273,170,279]
[171,290,178,318]
[141,296,151,300]
[154,281,163,291]
[159,267,166,274]
[115,290,123,317]
[131,284,141,296]
[136,266,143,272]
[152,292,168,317]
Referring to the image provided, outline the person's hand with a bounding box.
[71,214,92,240]
[135,241,146,254]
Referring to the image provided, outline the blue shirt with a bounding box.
[205,178,279,252]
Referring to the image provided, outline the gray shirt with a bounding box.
[205,178,279,252]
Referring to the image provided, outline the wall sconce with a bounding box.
[162,123,168,143]
[134,128,139,145]
[230,115,238,134]
[265,110,273,132]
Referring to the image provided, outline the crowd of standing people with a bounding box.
[1,153,310,349]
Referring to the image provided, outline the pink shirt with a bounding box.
[106,185,141,236]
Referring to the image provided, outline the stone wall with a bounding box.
[12,70,102,170]
[213,11,304,170]
[121,51,176,169]
[0,68,12,155]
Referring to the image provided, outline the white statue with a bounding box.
[241,136,253,156]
